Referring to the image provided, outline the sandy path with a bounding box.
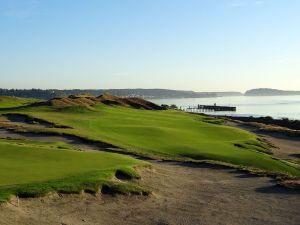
[1,161,299,225]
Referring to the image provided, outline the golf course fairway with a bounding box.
[1,99,300,178]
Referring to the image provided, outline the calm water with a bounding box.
[151,96,300,120]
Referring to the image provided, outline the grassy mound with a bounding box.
[35,93,163,110]
[0,138,147,203]
[0,96,41,109]
[98,93,163,110]
[35,95,98,110]
[3,102,300,178]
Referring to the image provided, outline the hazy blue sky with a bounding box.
[0,0,299,92]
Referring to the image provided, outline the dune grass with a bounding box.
[2,103,300,178]
[0,138,146,203]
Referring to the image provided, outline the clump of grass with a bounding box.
[115,166,141,180]
[0,174,149,203]
[234,139,272,154]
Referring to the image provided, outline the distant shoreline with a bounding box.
[2,88,300,100]
[151,95,300,121]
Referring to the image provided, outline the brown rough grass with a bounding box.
[35,93,164,110]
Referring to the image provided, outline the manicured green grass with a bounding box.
[0,96,41,109]
[0,138,146,202]
[3,103,300,177]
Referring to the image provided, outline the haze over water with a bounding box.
[151,96,300,120]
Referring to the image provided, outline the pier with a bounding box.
[186,104,236,112]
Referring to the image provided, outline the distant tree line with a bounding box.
[0,88,223,100]
[0,89,59,99]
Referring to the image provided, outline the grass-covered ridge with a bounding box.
[0,96,41,109]
[2,99,300,178]
[0,138,147,203]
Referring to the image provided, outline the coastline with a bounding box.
[151,95,300,121]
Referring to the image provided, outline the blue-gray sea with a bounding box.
[151,95,300,120]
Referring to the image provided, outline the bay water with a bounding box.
[151,95,300,120]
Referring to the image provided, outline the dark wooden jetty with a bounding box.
[187,104,236,112]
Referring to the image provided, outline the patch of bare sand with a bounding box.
[1,162,299,225]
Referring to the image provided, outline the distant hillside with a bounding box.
[214,92,243,97]
[245,88,300,96]
[0,88,242,100]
